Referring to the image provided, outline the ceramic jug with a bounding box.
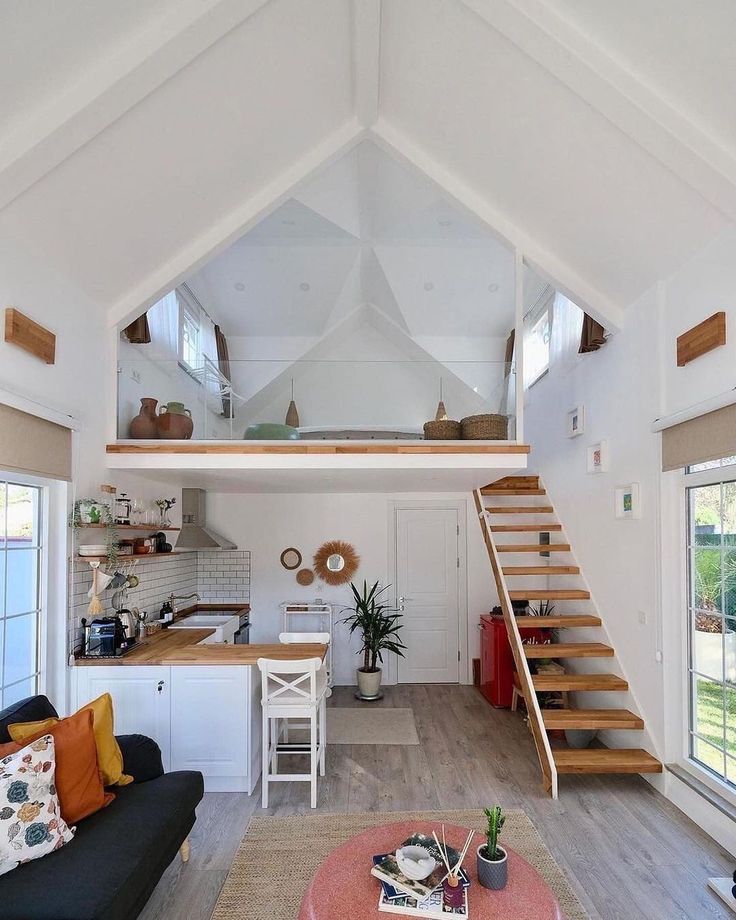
[129,398,158,439]
[157,402,194,439]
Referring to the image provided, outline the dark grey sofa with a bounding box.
[0,695,204,920]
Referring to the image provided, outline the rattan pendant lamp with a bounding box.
[285,378,300,428]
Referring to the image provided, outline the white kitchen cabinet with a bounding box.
[75,666,172,769]
[170,666,258,792]
[72,664,260,793]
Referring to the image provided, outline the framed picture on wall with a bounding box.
[566,406,585,438]
[587,440,609,473]
[615,483,640,519]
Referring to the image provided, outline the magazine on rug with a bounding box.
[376,885,469,918]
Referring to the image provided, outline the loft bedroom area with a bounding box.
[114,141,557,453]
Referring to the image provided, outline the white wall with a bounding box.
[661,226,736,418]
[206,491,496,685]
[524,288,666,758]
[525,223,736,853]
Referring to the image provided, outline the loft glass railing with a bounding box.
[117,357,517,441]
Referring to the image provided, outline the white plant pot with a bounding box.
[694,628,736,683]
[356,668,382,699]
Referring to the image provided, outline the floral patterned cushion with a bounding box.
[0,734,75,876]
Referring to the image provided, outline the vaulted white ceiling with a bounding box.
[1,0,734,333]
[185,141,516,339]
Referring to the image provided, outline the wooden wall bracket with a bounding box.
[4,307,56,364]
[676,311,726,366]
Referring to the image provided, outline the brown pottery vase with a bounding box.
[129,398,159,439]
[157,402,194,439]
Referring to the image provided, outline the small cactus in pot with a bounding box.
[477,805,508,890]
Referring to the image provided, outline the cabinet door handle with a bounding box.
[157,680,164,693]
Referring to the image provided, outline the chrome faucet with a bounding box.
[169,592,200,613]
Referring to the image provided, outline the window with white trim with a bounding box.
[0,478,44,708]
[178,297,201,373]
[686,463,736,788]
[523,307,551,388]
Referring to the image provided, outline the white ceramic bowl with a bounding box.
[396,845,436,881]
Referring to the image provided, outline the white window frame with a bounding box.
[680,461,736,807]
[523,295,552,390]
[0,472,49,708]
[178,293,202,381]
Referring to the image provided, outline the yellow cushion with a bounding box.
[10,693,134,787]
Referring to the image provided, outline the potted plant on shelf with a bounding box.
[341,580,406,700]
[477,805,507,890]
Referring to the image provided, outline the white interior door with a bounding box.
[396,508,460,683]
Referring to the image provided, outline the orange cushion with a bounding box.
[10,694,133,787]
[0,740,21,759]
[12,710,114,824]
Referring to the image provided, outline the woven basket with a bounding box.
[423,419,462,440]
[460,413,508,440]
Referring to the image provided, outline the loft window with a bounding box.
[524,308,551,388]
[179,298,201,374]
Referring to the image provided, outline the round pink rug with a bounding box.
[298,820,564,919]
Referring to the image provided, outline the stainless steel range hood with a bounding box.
[176,488,237,551]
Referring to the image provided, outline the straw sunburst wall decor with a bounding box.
[313,540,360,586]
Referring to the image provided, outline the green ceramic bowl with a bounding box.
[243,423,300,440]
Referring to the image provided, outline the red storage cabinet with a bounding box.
[479,613,548,708]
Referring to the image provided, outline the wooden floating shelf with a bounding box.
[78,523,181,531]
[77,551,189,562]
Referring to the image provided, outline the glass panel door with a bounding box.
[0,479,43,708]
[687,477,736,786]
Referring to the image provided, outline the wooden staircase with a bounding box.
[474,475,661,797]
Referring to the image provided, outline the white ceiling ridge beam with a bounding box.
[460,0,736,222]
[0,0,274,214]
[351,0,382,127]
[370,119,624,332]
[108,119,367,329]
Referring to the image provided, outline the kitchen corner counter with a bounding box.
[73,626,326,666]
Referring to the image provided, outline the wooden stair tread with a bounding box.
[485,506,555,514]
[481,488,546,495]
[542,709,644,730]
[509,589,590,600]
[553,748,661,774]
[497,544,571,553]
[533,673,628,691]
[515,615,601,628]
[491,524,563,532]
[525,642,613,659]
[503,565,580,575]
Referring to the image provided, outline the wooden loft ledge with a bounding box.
[106,442,530,455]
[105,441,530,493]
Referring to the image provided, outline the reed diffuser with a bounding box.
[433,824,474,909]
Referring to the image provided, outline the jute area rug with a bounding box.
[326,707,420,745]
[210,809,589,920]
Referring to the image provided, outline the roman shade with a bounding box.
[0,403,72,481]
[661,402,736,471]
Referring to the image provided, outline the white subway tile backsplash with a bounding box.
[69,549,250,654]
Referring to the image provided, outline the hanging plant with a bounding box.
[70,500,119,565]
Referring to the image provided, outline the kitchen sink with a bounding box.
[169,613,239,644]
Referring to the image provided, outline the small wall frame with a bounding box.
[615,483,640,520]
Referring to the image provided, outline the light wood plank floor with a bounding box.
[139,685,733,920]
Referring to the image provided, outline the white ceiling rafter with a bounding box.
[370,119,625,331]
[107,120,367,329]
[459,0,736,222]
[351,0,382,127]
[0,0,276,213]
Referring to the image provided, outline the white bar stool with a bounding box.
[280,631,332,699]
[257,656,327,809]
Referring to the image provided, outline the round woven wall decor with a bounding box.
[296,568,314,586]
[280,547,302,570]
[313,540,360,586]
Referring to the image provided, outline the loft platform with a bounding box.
[105,440,530,493]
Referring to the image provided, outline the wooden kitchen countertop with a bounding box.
[74,625,326,666]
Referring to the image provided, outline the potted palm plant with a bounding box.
[341,580,406,700]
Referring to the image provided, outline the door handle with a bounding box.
[157,680,164,693]
[398,596,412,611]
